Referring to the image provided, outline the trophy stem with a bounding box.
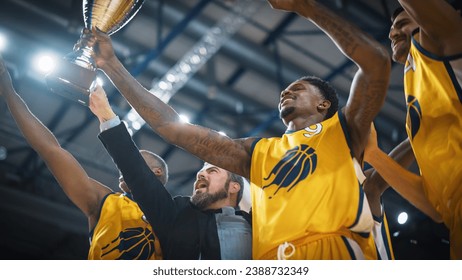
[65,44,96,71]
[45,43,97,106]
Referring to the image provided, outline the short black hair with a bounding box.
[391,7,404,22]
[296,75,339,120]
[140,150,169,185]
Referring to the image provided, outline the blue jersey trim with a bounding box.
[337,109,354,158]
[444,60,462,103]
[411,31,462,61]
[342,235,357,260]
[410,32,462,111]
[380,216,393,260]
[348,184,366,230]
[249,137,263,159]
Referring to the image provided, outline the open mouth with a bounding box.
[392,39,404,51]
[280,95,295,108]
[194,181,208,192]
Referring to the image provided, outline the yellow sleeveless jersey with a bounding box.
[373,212,394,260]
[404,35,462,259]
[250,111,376,260]
[88,193,162,260]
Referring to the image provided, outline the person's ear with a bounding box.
[229,181,240,195]
[317,100,331,110]
[153,167,163,177]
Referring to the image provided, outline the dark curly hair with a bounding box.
[296,75,339,120]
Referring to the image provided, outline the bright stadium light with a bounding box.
[0,33,7,52]
[179,114,190,123]
[397,212,408,225]
[32,53,57,74]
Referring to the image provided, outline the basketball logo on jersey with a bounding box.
[262,144,317,197]
[101,227,156,259]
[406,95,422,139]
[303,123,322,138]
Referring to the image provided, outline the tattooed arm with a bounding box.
[86,28,254,178]
[268,0,391,160]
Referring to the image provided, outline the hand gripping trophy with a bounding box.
[46,0,145,105]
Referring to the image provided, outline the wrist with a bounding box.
[364,148,380,165]
[101,55,119,72]
[100,115,121,132]
[100,112,117,123]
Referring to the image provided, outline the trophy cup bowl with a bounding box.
[46,0,145,105]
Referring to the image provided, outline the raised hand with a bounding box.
[90,27,117,69]
[89,84,116,123]
[73,27,117,69]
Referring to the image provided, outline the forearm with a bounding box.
[398,0,446,24]
[101,57,252,177]
[398,0,460,45]
[367,148,441,222]
[98,123,176,241]
[100,57,180,136]
[4,89,61,154]
[296,1,389,68]
[366,138,414,193]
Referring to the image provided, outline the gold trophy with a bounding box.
[46,0,145,105]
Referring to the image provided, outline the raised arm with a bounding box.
[89,86,177,244]
[364,126,442,222]
[0,56,110,227]
[398,0,462,55]
[85,28,254,178]
[268,0,391,159]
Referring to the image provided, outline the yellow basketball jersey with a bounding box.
[250,111,376,260]
[373,212,394,260]
[404,36,462,259]
[88,193,162,260]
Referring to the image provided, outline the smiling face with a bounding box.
[191,163,231,210]
[278,80,326,126]
[389,10,419,64]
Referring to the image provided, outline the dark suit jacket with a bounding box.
[98,123,251,259]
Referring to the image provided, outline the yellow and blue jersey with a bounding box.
[372,210,394,260]
[404,33,462,259]
[88,193,162,260]
[250,111,376,260]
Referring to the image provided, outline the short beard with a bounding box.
[392,41,410,65]
[279,106,295,119]
[191,179,230,210]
